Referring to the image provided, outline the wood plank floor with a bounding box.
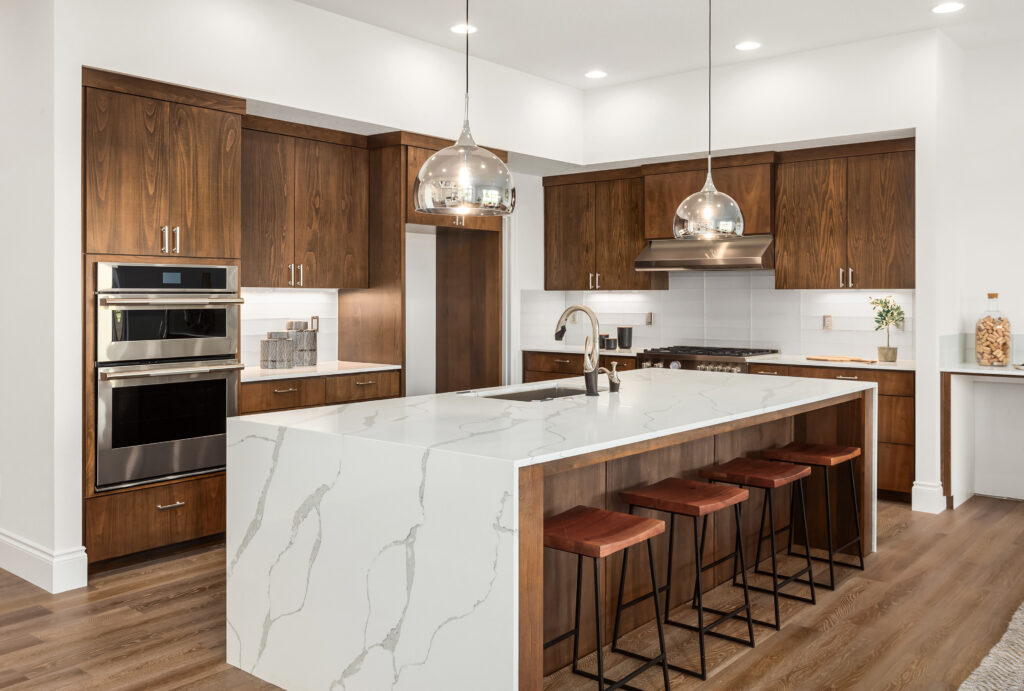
[0,497,1020,689]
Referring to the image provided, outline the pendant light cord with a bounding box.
[707,0,712,176]
[465,0,469,96]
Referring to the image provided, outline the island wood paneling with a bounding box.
[241,129,294,287]
[846,150,915,289]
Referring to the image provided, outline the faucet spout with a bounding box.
[554,305,601,395]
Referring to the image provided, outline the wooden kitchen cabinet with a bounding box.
[241,123,369,289]
[85,86,241,259]
[748,363,791,377]
[240,376,326,414]
[325,370,400,403]
[544,183,596,290]
[846,151,915,289]
[522,351,636,383]
[405,146,503,231]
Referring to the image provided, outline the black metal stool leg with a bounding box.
[848,459,866,570]
[647,540,671,691]
[692,516,707,680]
[663,512,676,623]
[572,554,583,672]
[593,558,605,691]
[611,544,630,649]
[787,481,797,555]
[823,465,837,590]
[765,489,781,629]
[691,514,709,607]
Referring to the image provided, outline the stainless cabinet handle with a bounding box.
[588,273,594,289]
[160,226,169,253]
[298,264,304,287]
[839,267,845,288]
[157,501,185,511]
[288,263,295,286]
[848,267,854,287]
[100,362,244,380]
[595,273,601,289]
[273,387,298,394]
[836,375,859,380]
[100,297,244,306]
[553,359,571,364]
[355,380,375,386]
[172,226,180,254]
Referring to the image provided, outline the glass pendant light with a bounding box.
[413,0,515,217]
[673,0,743,239]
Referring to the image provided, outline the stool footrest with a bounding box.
[750,563,815,594]
[668,602,754,642]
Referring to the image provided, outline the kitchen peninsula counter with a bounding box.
[226,368,876,689]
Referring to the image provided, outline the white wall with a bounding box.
[239,289,340,367]
[506,173,545,384]
[405,229,437,396]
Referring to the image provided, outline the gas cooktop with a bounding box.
[642,346,779,358]
[638,345,780,372]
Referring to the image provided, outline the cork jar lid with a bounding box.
[988,292,999,299]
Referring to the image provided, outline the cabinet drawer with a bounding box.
[877,443,914,495]
[524,351,584,374]
[326,370,400,404]
[524,370,577,384]
[748,364,791,377]
[786,365,914,396]
[86,473,225,563]
[599,355,635,372]
[240,377,325,414]
[879,395,915,445]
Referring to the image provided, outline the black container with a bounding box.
[598,333,610,349]
[617,326,633,350]
[605,338,618,350]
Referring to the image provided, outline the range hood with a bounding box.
[634,235,773,271]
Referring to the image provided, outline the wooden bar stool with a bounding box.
[615,478,755,681]
[543,505,671,691]
[760,442,865,590]
[699,457,815,629]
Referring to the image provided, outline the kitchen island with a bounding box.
[225,368,876,690]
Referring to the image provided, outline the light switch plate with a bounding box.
[646,312,654,326]
[822,315,833,330]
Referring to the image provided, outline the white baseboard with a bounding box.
[0,528,87,593]
[911,481,947,514]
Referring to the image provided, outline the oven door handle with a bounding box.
[99,297,244,307]
[100,363,245,381]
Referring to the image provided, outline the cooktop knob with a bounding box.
[669,360,682,370]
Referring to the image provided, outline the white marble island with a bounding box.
[226,368,876,690]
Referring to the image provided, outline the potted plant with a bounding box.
[869,296,905,363]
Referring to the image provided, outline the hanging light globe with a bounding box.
[672,172,744,239]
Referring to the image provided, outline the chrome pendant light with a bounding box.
[673,0,743,239]
[413,0,515,217]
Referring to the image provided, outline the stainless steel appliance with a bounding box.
[94,262,242,490]
[638,345,780,373]
[634,235,773,272]
[96,262,241,363]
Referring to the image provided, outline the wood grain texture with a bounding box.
[785,364,915,396]
[168,102,241,259]
[846,151,915,289]
[941,371,952,500]
[643,169,705,240]
[878,442,915,495]
[619,478,749,517]
[747,363,791,377]
[710,163,775,237]
[542,167,642,187]
[776,136,915,164]
[774,158,848,289]
[524,352,585,374]
[761,441,861,467]
[594,178,663,290]
[544,506,665,559]
[368,130,508,162]
[879,395,915,445]
[241,114,368,148]
[82,67,246,114]
[404,146,503,231]
[238,377,325,414]
[520,464,545,691]
[324,370,400,403]
[85,88,169,256]
[700,457,811,489]
[544,182,596,290]
[436,229,503,392]
[240,128,294,287]
[639,151,777,176]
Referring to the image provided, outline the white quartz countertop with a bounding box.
[238,368,874,468]
[942,362,1024,377]
[522,344,641,357]
[756,354,916,371]
[241,360,401,383]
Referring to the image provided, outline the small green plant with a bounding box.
[869,296,906,348]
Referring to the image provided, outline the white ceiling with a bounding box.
[298,0,1022,89]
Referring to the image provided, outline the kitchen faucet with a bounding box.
[554,305,602,396]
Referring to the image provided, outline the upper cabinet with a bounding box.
[641,155,775,240]
[240,119,369,289]
[774,141,914,290]
[543,172,666,291]
[84,86,241,259]
[405,146,503,232]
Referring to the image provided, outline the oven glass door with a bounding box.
[96,361,241,489]
[97,295,240,363]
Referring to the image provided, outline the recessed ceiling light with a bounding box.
[450,23,477,34]
[932,2,964,13]
[735,40,762,51]
[585,69,608,79]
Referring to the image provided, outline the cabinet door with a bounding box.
[594,178,651,290]
[774,158,847,289]
[544,183,596,290]
[85,88,170,256]
[241,129,295,287]
[168,103,242,258]
[711,163,774,235]
[846,151,915,289]
[294,140,370,289]
[405,146,502,231]
[643,169,705,239]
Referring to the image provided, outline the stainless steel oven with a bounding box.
[95,359,242,489]
[96,262,241,363]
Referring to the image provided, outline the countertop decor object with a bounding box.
[869,295,905,363]
[975,293,1011,367]
[287,316,318,367]
[411,0,514,217]
[259,331,294,369]
[617,326,633,349]
[807,355,878,364]
[672,0,743,240]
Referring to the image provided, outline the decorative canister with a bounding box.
[260,332,295,369]
[975,293,1011,367]
[287,316,319,366]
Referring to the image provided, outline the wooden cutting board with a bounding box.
[806,355,878,364]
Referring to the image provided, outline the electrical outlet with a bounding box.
[646,312,654,326]
[896,319,905,331]
[822,315,833,331]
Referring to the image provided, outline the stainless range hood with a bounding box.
[634,235,773,271]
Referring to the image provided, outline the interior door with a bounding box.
[594,178,650,290]
[846,151,915,289]
[85,88,170,256]
[168,103,242,259]
[544,182,596,291]
[241,129,295,287]
[774,158,848,289]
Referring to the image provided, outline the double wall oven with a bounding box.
[94,263,243,490]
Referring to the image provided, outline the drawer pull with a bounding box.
[836,375,860,380]
[157,501,185,511]
[757,371,780,375]
[355,380,376,386]
[273,387,298,394]
[553,359,571,364]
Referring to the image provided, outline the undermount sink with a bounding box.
[480,384,603,402]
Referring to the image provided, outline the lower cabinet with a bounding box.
[748,363,915,497]
[85,473,225,563]
[240,370,401,414]
[326,370,400,403]
[522,351,636,383]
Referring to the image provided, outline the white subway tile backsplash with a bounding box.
[240,288,339,367]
